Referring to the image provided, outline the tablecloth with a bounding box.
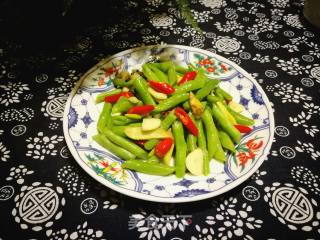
[1,0,320,239]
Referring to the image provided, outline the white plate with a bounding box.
[63,45,274,203]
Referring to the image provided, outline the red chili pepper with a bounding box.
[135,140,147,147]
[234,124,253,133]
[127,105,154,115]
[149,80,175,95]
[175,107,198,136]
[178,71,197,85]
[155,138,173,158]
[104,92,133,103]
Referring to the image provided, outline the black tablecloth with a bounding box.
[1,0,320,239]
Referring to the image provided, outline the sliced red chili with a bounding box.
[104,92,133,103]
[149,80,175,95]
[175,107,198,136]
[155,138,173,158]
[127,105,154,115]
[178,71,197,85]
[234,124,253,133]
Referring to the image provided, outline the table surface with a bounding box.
[1,0,320,239]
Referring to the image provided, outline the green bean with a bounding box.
[112,115,139,126]
[168,67,177,85]
[187,115,197,152]
[144,139,160,150]
[112,123,142,137]
[226,106,255,126]
[112,126,127,137]
[147,155,160,163]
[195,79,220,100]
[174,65,189,74]
[196,120,209,175]
[122,159,175,176]
[101,128,148,159]
[93,134,135,160]
[173,72,206,95]
[207,95,223,103]
[149,64,168,82]
[149,61,174,72]
[132,73,156,105]
[218,131,236,154]
[161,110,177,130]
[95,89,121,104]
[172,121,187,178]
[153,93,189,113]
[211,103,241,144]
[142,64,160,82]
[216,87,233,101]
[201,108,224,160]
[97,102,112,133]
[111,96,133,114]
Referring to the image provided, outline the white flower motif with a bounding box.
[252,54,270,63]
[193,197,262,240]
[129,210,190,240]
[282,43,299,52]
[0,129,3,135]
[46,221,105,240]
[199,0,227,9]
[283,14,304,29]
[0,82,30,106]
[295,141,320,161]
[142,35,161,44]
[149,13,175,29]
[251,170,267,185]
[246,18,283,35]
[271,82,312,103]
[103,200,118,210]
[0,142,10,162]
[26,132,64,160]
[191,10,212,23]
[6,165,34,184]
[268,0,289,8]
[146,0,163,7]
[215,20,244,32]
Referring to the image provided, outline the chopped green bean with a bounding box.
[168,67,177,86]
[93,134,135,160]
[95,89,121,104]
[226,106,255,126]
[97,102,112,133]
[149,64,168,82]
[142,64,160,82]
[153,93,189,113]
[144,139,160,150]
[122,160,175,176]
[218,131,236,154]
[132,73,156,105]
[161,110,177,130]
[111,96,134,114]
[195,79,220,100]
[172,121,187,178]
[211,103,241,144]
[101,128,148,159]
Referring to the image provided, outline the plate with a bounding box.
[63,45,274,203]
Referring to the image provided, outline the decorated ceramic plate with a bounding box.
[63,45,274,203]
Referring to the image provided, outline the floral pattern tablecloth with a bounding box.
[1,0,320,239]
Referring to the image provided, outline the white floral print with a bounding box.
[6,165,34,184]
[46,221,105,240]
[268,82,312,103]
[0,82,29,106]
[26,132,64,160]
[295,141,320,161]
[0,142,10,162]
[191,197,262,240]
[215,20,244,32]
[199,0,227,9]
[129,210,190,240]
